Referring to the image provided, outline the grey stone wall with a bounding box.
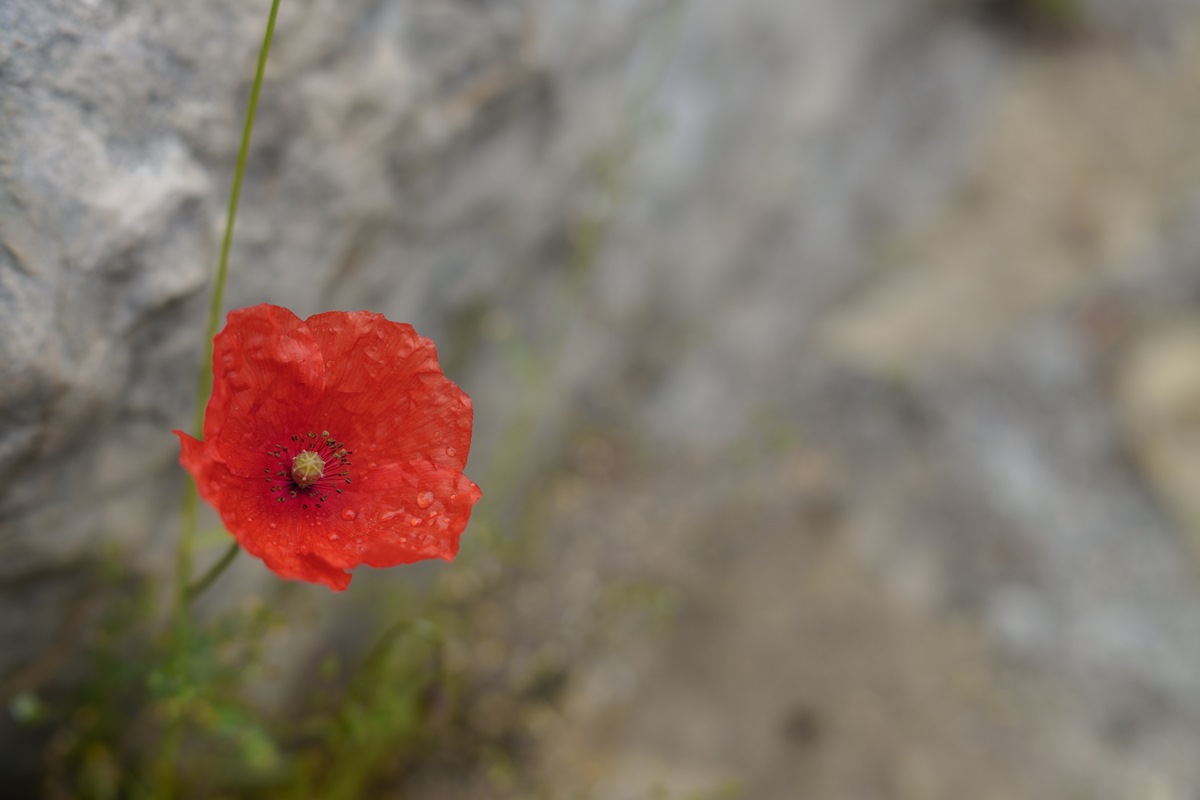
[0,0,930,687]
[0,0,639,683]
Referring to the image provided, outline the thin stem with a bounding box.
[176,0,282,605]
[151,2,283,795]
[186,541,242,603]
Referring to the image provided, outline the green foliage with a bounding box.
[286,620,444,800]
[33,518,602,799]
[35,585,285,799]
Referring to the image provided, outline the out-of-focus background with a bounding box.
[6,0,1200,796]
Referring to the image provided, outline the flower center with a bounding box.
[291,450,325,486]
[263,430,353,510]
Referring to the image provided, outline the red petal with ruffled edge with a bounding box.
[174,304,481,591]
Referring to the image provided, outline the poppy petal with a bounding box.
[204,304,325,442]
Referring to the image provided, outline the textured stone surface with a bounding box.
[0,0,632,681]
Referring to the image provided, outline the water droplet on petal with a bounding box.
[340,508,357,521]
[416,491,434,509]
[268,522,278,530]
[409,516,423,527]
[445,447,457,457]
[329,533,340,541]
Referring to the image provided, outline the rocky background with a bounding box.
[6,0,1200,797]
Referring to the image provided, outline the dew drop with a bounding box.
[340,508,357,521]
[368,443,378,452]
[268,522,278,530]
[329,533,340,541]
[416,491,434,509]
[445,447,457,457]
[409,516,423,527]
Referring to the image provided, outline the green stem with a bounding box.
[186,541,242,603]
[177,0,281,604]
[176,0,282,606]
[151,2,283,795]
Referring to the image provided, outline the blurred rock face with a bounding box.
[0,0,613,681]
[0,0,928,685]
[6,0,1200,795]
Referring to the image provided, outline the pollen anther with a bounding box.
[291,450,326,487]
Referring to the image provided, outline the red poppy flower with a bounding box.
[175,304,482,591]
